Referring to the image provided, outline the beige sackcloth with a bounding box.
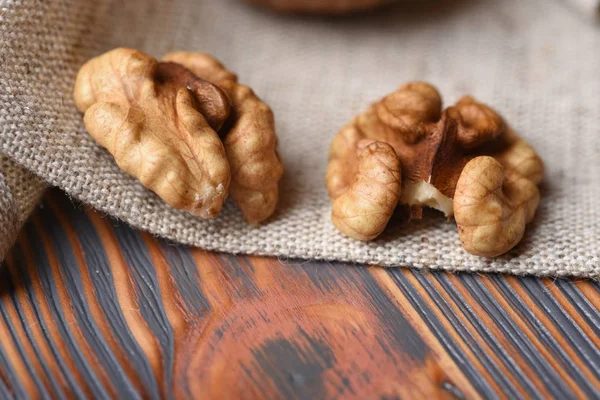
[1,0,599,276]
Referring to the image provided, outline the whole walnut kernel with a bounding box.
[326,82,544,256]
[74,48,284,223]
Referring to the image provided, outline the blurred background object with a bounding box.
[244,0,599,20]
[243,0,392,14]
[566,0,600,20]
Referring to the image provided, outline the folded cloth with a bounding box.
[1,0,599,277]
[0,156,46,260]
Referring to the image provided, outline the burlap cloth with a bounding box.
[0,156,46,260]
[1,0,599,277]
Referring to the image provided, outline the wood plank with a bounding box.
[0,190,599,399]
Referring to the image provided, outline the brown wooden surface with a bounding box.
[1,190,600,399]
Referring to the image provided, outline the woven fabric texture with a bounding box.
[0,155,46,259]
[0,171,18,261]
[1,0,599,277]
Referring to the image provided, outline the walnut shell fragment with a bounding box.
[326,82,544,256]
[74,48,283,223]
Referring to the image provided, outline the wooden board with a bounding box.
[1,190,600,399]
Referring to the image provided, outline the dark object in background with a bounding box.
[244,0,392,14]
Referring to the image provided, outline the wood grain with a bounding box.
[1,190,599,399]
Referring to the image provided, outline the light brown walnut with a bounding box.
[452,126,544,256]
[163,52,284,224]
[326,82,544,256]
[74,48,283,223]
[454,157,540,257]
[74,48,231,218]
[330,140,401,241]
[327,82,462,221]
[243,0,390,14]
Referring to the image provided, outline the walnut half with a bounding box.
[74,48,283,223]
[326,82,544,257]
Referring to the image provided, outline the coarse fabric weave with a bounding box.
[0,155,46,259]
[0,169,18,261]
[1,0,599,277]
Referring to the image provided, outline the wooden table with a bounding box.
[1,191,599,399]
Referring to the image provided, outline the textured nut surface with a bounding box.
[327,82,464,225]
[492,129,545,185]
[326,81,544,256]
[454,156,540,257]
[454,96,504,149]
[327,83,441,200]
[243,0,390,14]
[73,48,231,218]
[163,52,284,224]
[330,140,401,241]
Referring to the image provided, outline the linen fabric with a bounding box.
[1,0,599,276]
